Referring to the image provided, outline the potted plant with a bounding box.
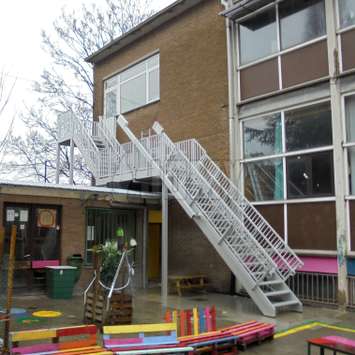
[84,227,137,325]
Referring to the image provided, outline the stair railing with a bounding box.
[177,138,303,280]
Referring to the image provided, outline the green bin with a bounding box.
[46,266,77,299]
[67,254,83,282]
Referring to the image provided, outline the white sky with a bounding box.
[0,0,175,133]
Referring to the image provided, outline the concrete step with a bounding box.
[273,300,300,308]
[265,290,291,297]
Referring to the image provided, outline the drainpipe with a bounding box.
[221,0,239,185]
[221,0,242,293]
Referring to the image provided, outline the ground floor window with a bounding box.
[85,208,136,263]
[4,203,61,262]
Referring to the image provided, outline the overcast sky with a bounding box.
[0,0,175,134]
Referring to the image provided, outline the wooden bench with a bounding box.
[168,275,207,296]
[10,324,110,354]
[307,336,355,354]
[103,322,193,354]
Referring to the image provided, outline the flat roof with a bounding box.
[0,180,160,201]
[86,0,205,64]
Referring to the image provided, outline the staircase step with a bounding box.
[259,280,284,286]
[273,300,300,308]
[265,290,291,297]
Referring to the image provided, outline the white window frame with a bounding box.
[240,99,335,244]
[103,53,160,117]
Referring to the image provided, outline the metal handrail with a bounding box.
[177,138,303,279]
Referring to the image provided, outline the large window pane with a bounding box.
[148,68,159,101]
[339,0,355,29]
[279,0,326,49]
[348,147,355,194]
[105,91,117,118]
[239,7,277,64]
[243,114,282,158]
[345,95,355,142]
[285,102,332,152]
[244,158,283,201]
[120,73,146,113]
[286,151,334,198]
[120,61,146,82]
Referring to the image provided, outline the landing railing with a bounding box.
[177,138,303,281]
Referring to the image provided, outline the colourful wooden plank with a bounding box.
[59,334,97,350]
[172,310,178,329]
[205,306,211,332]
[198,306,205,334]
[180,310,186,337]
[11,343,58,354]
[104,323,176,335]
[210,306,216,331]
[186,310,192,336]
[57,325,97,337]
[104,338,143,347]
[193,308,199,336]
[165,310,172,323]
[11,328,57,342]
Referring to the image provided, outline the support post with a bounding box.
[2,225,17,354]
[325,0,348,307]
[161,183,168,305]
[55,143,60,184]
[142,207,148,289]
[0,227,4,295]
[69,139,74,185]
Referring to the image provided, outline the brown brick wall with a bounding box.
[168,200,232,292]
[93,0,229,168]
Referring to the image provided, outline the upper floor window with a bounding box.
[339,0,355,29]
[242,101,333,201]
[104,53,160,117]
[237,0,326,65]
[279,0,326,49]
[239,8,277,65]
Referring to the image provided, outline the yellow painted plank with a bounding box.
[11,328,57,342]
[104,323,176,334]
[193,308,199,336]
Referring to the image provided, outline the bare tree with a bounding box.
[5,0,152,183]
[0,71,16,165]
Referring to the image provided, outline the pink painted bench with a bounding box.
[308,336,355,354]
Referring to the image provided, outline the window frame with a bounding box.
[241,99,334,203]
[336,0,355,33]
[103,53,160,117]
[235,0,327,69]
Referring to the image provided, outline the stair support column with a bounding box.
[161,183,169,305]
[55,143,60,184]
[69,138,74,185]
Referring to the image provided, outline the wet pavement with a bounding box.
[2,288,355,354]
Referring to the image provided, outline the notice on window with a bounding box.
[6,209,15,222]
[20,210,29,222]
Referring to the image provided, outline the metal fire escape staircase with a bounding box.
[117,115,303,317]
[57,112,303,316]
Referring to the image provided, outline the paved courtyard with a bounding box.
[2,288,355,354]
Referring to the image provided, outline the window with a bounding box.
[339,0,355,29]
[279,0,326,49]
[286,151,334,198]
[243,114,282,158]
[103,53,160,116]
[244,158,283,201]
[345,95,355,194]
[285,102,332,151]
[242,101,334,201]
[239,8,277,65]
[237,1,326,65]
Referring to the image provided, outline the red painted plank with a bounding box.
[57,325,97,337]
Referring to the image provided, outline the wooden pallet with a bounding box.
[85,292,132,326]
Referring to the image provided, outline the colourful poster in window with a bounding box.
[37,209,56,228]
